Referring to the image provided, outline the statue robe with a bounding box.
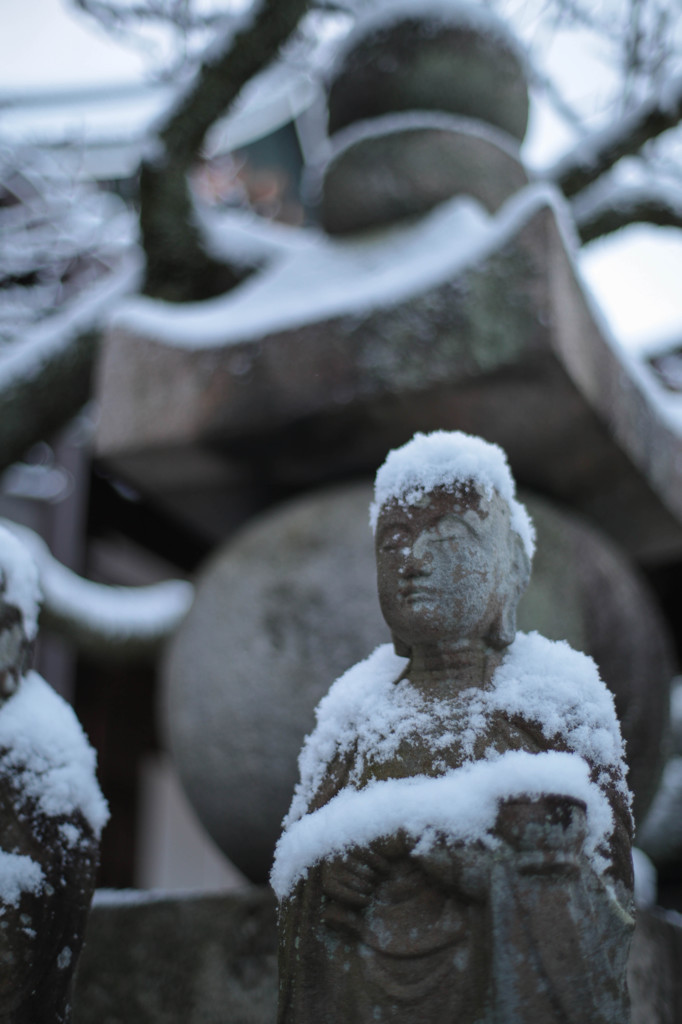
[277,651,634,1024]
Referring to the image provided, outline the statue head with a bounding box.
[370,432,534,655]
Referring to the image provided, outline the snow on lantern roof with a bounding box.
[369,430,536,559]
[0,525,41,641]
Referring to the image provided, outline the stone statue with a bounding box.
[273,431,634,1023]
[0,527,108,1024]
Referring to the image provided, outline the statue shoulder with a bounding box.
[494,632,634,862]
[495,631,626,770]
[283,644,407,825]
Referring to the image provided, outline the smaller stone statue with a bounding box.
[273,431,634,1023]
[0,526,108,1024]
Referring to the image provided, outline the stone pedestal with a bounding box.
[73,889,277,1024]
[69,890,682,1024]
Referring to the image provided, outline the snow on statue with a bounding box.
[0,526,108,1024]
[273,430,634,1024]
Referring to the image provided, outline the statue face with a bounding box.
[375,486,517,649]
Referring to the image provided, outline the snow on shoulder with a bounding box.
[271,750,613,899]
[0,525,41,641]
[485,631,628,785]
[273,633,629,899]
[285,644,409,828]
[0,671,109,838]
[370,430,535,558]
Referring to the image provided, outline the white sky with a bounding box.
[0,0,147,90]
[1,0,681,357]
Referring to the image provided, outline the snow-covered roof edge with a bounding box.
[107,182,564,350]
[1,519,193,649]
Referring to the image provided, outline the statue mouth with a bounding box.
[401,586,435,602]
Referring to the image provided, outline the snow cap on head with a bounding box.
[370,430,535,558]
[0,525,41,641]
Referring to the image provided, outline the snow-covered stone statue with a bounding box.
[0,527,108,1024]
[273,431,634,1023]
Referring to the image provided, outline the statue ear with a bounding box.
[391,632,411,658]
[487,601,517,649]
[511,532,532,593]
[486,533,531,650]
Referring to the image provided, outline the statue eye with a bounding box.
[379,528,410,552]
[435,514,477,540]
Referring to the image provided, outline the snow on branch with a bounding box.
[70,0,239,75]
[548,73,682,198]
[72,0,228,32]
[0,146,135,343]
[0,520,194,662]
[0,147,140,469]
[0,256,140,471]
[572,178,682,242]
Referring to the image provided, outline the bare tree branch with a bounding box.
[573,180,682,242]
[70,0,234,76]
[139,0,311,300]
[72,0,227,30]
[548,73,682,198]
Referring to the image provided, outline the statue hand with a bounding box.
[413,837,490,901]
[495,794,588,875]
[320,835,410,931]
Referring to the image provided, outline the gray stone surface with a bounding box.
[70,889,682,1024]
[636,679,682,866]
[73,888,277,1024]
[161,482,671,884]
[518,493,673,824]
[326,10,529,140]
[160,483,390,883]
[317,115,529,235]
[96,197,682,564]
[629,906,682,1024]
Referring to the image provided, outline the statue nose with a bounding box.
[402,535,431,575]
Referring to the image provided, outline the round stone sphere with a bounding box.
[317,114,528,235]
[327,6,530,141]
[160,484,389,883]
[516,493,672,825]
[161,484,672,882]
